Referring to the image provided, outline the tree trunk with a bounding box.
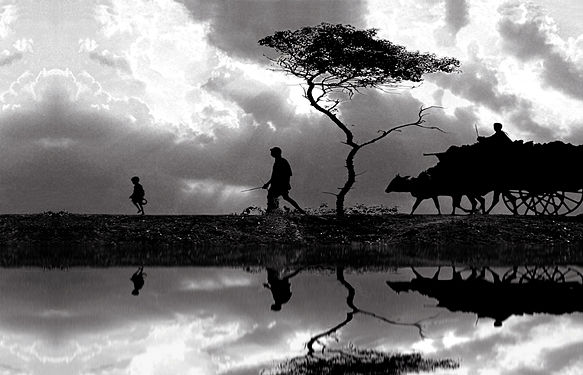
[306,81,363,217]
[335,146,359,216]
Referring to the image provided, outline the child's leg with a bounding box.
[138,202,144,215]
[133,201,142,213]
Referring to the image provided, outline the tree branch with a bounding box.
[306,80,358,148]
[359,106,444,148]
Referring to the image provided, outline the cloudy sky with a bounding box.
[1,0,583,214]
[0,267,582,374]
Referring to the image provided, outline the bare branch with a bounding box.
[359,105,444,148]
[359,309,438,340]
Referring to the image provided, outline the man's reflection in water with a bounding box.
[130,266,146,296]
[263,268,302,311]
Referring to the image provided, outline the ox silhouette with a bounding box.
[385,173,486,215]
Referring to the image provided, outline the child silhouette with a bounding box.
[129,176,147,215]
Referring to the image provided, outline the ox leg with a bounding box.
[451,196,459,215]
[410,197,423,215]
[452,265,462,281]
[411,267,423,279]
[432,196,441,215]
[432,266,441,280]
[477,195,486,214]
[452,195,468,214]
[467,196,477,214]
[486,191,501,214]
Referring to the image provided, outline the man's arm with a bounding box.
[284,159,292,177]
[263,163,275,189]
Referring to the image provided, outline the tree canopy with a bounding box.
[262,348,459,375]
[259,23,460,91]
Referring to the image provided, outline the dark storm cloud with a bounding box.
[541,52,583,101]
[203,68,299,129]
[562,121,583,145]
[434,0,470,46]
[498,7,583,101]
[435,0,470,45]
[498,17,551,60]
[508,101,555,142]
[88,50,132,74]
[0,51,23,66]
[0,364,25,375]
[430,56,563,142]
[445,0,470,34]
[431,61,519,112]
[83,359,132,375]
[177,0,367,61]
[534,341,583,374]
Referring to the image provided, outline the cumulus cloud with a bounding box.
[0,3,17,39]
[497,2,583,101]
[13,38,33,53]
[91,0,241,135]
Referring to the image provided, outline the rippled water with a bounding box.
[0,266,582,374]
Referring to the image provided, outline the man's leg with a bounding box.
[281,191,307,215]
[267,189,280,212]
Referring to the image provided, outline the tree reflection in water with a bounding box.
[262,267,459,375]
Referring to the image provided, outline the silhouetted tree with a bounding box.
[306,268,434,355]
[262,347,459,375]
[262,267,458,375]
[259,23,460,216]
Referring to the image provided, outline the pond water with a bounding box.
[0,266,582,374]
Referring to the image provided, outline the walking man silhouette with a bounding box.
[130,266,146,296]
[263,267,303,311]
[262,147,306,214]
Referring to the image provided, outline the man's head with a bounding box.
[493,122,503,132]
[270,147,282,158]
[131,176,140,184]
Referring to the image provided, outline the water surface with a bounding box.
[0,266,582,374]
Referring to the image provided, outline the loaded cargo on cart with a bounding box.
[386,123,583,216]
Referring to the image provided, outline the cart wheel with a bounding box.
[502,189,583,216]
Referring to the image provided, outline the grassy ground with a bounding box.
[0,212,582,267]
